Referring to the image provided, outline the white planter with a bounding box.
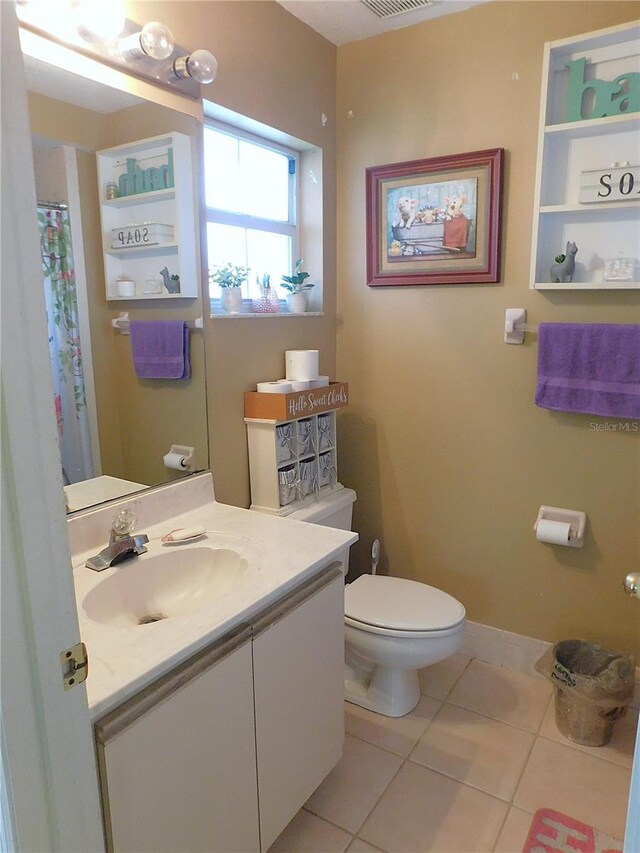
[221,287,243,314]
[286,292,307,314]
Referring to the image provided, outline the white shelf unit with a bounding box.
[530,22,640,290]
[96,132,198,300]
[245,410,343,516]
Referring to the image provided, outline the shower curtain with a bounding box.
[38,205,94,485]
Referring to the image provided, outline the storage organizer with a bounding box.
[244,383,348,515]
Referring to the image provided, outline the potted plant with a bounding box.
[252,273,279,313]
[280,259,314,314]
[208,263,249,314]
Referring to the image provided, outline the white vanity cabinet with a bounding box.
[95,564,344,853]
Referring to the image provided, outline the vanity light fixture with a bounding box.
[118,21,175,61]
[172,49,218,85]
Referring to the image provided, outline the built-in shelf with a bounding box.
[97,132,198,300]
[102,187,176,208]
[534,281,640,290]
[530,21,640,291]
[544,112,640,138]
[106,243,179,258]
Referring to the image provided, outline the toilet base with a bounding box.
[345,663,421,718]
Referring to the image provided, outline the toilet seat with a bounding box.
[345,575,465,638]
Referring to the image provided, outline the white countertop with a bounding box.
[73,498,356,720]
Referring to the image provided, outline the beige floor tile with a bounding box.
[539,699,638,768]
[492,806,534,853]
[418,654,470,700]
[345,696,441,757]
[269,809,352,853]
[410,703,535,801]
[514,737,631,840]
[305,735,403,834]
[448,660,552,732]
[359,761,508,852]
[347,839,384,852]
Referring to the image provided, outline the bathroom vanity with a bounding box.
[69,474,357,852]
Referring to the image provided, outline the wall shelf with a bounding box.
[97,132,198,300]
[530,22,640,291]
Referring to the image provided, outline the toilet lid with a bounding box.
[344,575,465,632]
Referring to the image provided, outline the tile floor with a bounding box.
[270,656,638,853]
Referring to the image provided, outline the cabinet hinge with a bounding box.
[60,642,88,691]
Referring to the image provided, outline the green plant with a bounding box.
[280,259,313,294]
[209,263,249,288]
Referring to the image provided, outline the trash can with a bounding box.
[535,639,635,747]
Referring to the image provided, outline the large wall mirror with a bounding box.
[23,47,209,514]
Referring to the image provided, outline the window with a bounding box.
[204,123,298,305]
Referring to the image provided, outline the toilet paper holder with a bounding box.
[534,506,587,548]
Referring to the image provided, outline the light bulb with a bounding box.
[173,49,218,85]
[139,21,175,60]
[119,21,175,61]
[76,0,125,41]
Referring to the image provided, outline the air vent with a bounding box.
[360,0,433,19]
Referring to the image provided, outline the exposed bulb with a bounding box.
[173,49,218,84]
[139,21,175,60]
[119,21,175,61]
[76,0,125,41]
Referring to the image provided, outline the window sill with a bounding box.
[209,299,323,318]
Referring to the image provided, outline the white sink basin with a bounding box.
[82,545,250,628]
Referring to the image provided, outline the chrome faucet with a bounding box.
[85,509,149,572]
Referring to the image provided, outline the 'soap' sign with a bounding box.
[579,165,640,204]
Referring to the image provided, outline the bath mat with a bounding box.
[523,808,622,853]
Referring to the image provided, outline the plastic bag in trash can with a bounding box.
[535,639,635,746]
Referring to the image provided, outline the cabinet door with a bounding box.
[97,636,259,853]
[253,567,345,851]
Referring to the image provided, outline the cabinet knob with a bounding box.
[623,573,640,599]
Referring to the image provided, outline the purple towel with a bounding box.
[129,321,190,380]
[535,323,640,418]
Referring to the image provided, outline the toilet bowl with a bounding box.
[288,488,466,717]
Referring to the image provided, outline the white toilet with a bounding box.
[289,489,466,717]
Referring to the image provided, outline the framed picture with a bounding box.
[366,148,504,287]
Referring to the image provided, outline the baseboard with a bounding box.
[460,621,639,709]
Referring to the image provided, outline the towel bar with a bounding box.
[505,308,538,344]
[111,311,204,335]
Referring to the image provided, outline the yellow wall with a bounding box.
[126,0,338,507]
[336,3,640,655]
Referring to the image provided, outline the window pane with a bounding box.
[203,127,239,211]
[207,223,291,301]
[239,141,290,222]
[246,231,291,297]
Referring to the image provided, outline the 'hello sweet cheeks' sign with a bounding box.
[566,57,639,122]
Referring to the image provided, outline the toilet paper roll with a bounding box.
[257,381,294,394]
[290,380,314,391]
[285,350,319,381]
[163,452,188,471]
[309,375,330,388]
[536,519,572,545]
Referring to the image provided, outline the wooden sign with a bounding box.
[566,57,640,122]
[111,223,174,249]
[117,148,175,197]
[579,165,640,203]
[245,382,349,422]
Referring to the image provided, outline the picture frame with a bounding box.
[366,148,504,287]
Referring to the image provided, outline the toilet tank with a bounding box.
[288,488,357,572]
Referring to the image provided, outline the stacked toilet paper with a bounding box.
[256,350,329,393]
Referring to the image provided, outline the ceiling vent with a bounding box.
[360,0,433,19]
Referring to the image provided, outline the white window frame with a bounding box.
[204,120,300,306]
